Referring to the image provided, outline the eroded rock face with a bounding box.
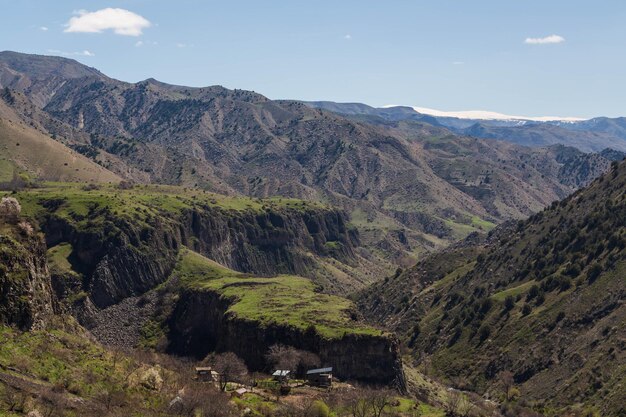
[40,205,358,309]
[167,289,405,387]
[0,231,54,330]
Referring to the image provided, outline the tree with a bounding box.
[444,390,473,417]
[211,352,248,391]
[0,196,21,223]
[266,344,300,373]
[370,389,393,417]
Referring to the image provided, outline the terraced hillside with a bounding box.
[359,160,626,416]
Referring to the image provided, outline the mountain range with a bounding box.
[306,101,626,153]
[1,50,623,269]
[1,50,625,417]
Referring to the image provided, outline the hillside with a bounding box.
[0,95,120,184]
[0,51,618,267]
[358,160,626,415]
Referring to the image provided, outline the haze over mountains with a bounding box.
[306,101,626,153]
[1,50,623,267]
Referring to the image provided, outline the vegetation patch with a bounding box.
[174,249,382,339]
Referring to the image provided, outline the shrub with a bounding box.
[587,263,603,283]
[478,325,491,342]
[503,296,515,312]
[309,400,330,417]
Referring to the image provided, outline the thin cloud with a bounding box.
[135,41,144,47]
[64,8,151,36]
[47,49,95,57]
[344,34,352,40]
[39,26,49,31]
[453,61,465,65]
[524,34,565,45]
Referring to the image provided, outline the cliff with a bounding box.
[168,286,404,387]
[19,186,359,309]
[0,225,54,330]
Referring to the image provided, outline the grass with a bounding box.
[8,183,328,224]
[491,280,537,302]
[174,249,382,339]
[0,159,15,182]
[0,321,143,400]
[46,243,74,274]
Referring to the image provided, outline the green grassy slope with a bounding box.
[359,160,626,416]
[174,248,382,339]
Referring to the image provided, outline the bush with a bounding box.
[503,296,515,312]
[587,263,602,283]
[309,400,330,417]
[478,325,491,342]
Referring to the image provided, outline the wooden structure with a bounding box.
[195,367,219,382]
[306,367,333,387]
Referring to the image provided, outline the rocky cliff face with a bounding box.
[39,204,358,308]
[0,227,54,330]
[167,288,405,387]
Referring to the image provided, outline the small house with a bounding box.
[272,370,290,383]
[195,367,219,382]
[306,367,333,387]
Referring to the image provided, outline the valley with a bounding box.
[0,50,624,417]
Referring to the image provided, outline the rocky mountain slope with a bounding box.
[358,160,626,415]
[0,92,121,185]
[0,51,619,266]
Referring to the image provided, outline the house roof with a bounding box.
[306,367,333,375]
[272,370,290,376]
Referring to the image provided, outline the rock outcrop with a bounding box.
[167,288,405,387]
[0,228,54,330]
[40,204,358,308]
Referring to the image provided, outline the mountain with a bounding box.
[0,90,121,184]
[0,51,619,268]
[305,101,626,153]
[358,160,626,415]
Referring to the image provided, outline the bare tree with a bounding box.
[370,389,393,417]
[498,370,515,401]
[211,352,248,391]
[346,389,372,417]
[266,344,300,373]
[444,390,473,417]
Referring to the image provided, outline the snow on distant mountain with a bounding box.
[383,105,586,123]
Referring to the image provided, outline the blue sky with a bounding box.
[1,0,625,118]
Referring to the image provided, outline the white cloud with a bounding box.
[47,49,95,57]
[40,26,49,31]
[64,8,151,36]
[344,34,352,40]
[524,34,565,45]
